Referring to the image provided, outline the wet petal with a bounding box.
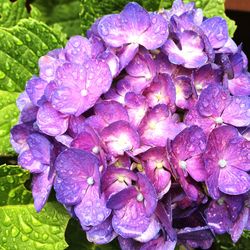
[37,103,69,136]
[228,72,250,96]
[186,156,207,182]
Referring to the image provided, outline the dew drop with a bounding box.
[25,34,31,42]
[21,235,29,242]
[11,227,20,237]
[0,71,5,79]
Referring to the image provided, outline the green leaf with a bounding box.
[159,0,236,37]
[32,0,82,37]
[0,201,70,250]
[79,0,161,35]
[0,164,32,206]
[65,218,120,250]
[0,18,65,156]
[0,0,41,27]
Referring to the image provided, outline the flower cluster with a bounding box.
[11,0,250,249]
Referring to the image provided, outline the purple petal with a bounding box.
[27,133,52,165]
[227,72,250,96]
[201,17,228,49]
[118,43,139,70]
[162,31,208,68]
[155,53,176,75]
[25,77,48,106]
[98,3,150,47]
[99,50,119,77]
[20,103,38,123]
[101,120,140,156]
[143,74,176,110]
[32,166,55,212]
[86,216,117,244]
[37,103,69,136]
[186,156,207,182]
[18,150,46,173]
[222,96,250,127]
[139,104,185,147]
[74,187,111,227]
[138,13,169,50]
[65,36,91,64]
[141,236,176,250]
[218,166,250,195]
[197,83,231,117]
[54,148,100,205]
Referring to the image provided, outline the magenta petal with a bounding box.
[65,35,91,64]
[86,216,117,244]
[32,166,55,212]
[74,187,111,227]
[101,121,140,156]
[98,3,150,47]
[25,77,48,106]
[197,83,231,117]
[186,156,207,182]
[138,13,169,50]
[112,199,150,238]
[54,148,100,205]
[37,103,69,136]
[201,17,228,49]
[218,166,250,195]
[222,96,250,127]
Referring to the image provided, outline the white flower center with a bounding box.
[117,175,125,183]
[218,159,227,168]
[179,160,187,169]
[156,161,164,169]
[87,176,94,185]
[136,193,144,202]
[92,146,100,154]
[80,89,88,96]
[195,83,203,91]
[215,117,223,124]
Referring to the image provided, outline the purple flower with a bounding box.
[203,126,250,198]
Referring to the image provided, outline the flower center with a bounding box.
[136,193,144,202]
[218,159,227,168]
[215,117,223,124]
[92,146,100,154]
[80,89,88,96]
[179,160,187,169]
[195,83,203,91]
[87,176,94,185]
[117,175,125,183]
[156,161,164,169]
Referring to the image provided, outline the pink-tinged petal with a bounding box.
[65,36,91,64]
[52,61,112,116]
[25,77,48,106]
[94,100,129,126]
[55,134,73,147]
[102,167,137,199]
[125,92,148,128]
[98,3,150,47]
[18,150,46,173]
[27,134,51,166]
[174,75,193,109]
[201,17,228,49]
[155,53,177,75]
[143,74,176,110]
[197,83,231,117]
[118,43,139,70]
[84,115,107,134]
[101,121,140,156]
[112,199,150,238]
[162,31,208,68]
[126,49,156,80]
[54,148,100,205]
[139,104,185,147]
[230,207,249,242]
[172,125,206,159]
[222,96,250,127]
[99,50,119,77]
[138,13,169,50]
[186,156,207,182]
[38,52,64,82]
[86,216,117,244]
[37,103,69,136]
[137,173,157,217]
[74,187,111,227]
[32,166,55,212]
[217,37,238,54]
[218,166,250,195]
[124,75,151,94]
[134,216,161,243]
[228,72,250,96]
[193,64,222,94]
[184,106,216,135]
